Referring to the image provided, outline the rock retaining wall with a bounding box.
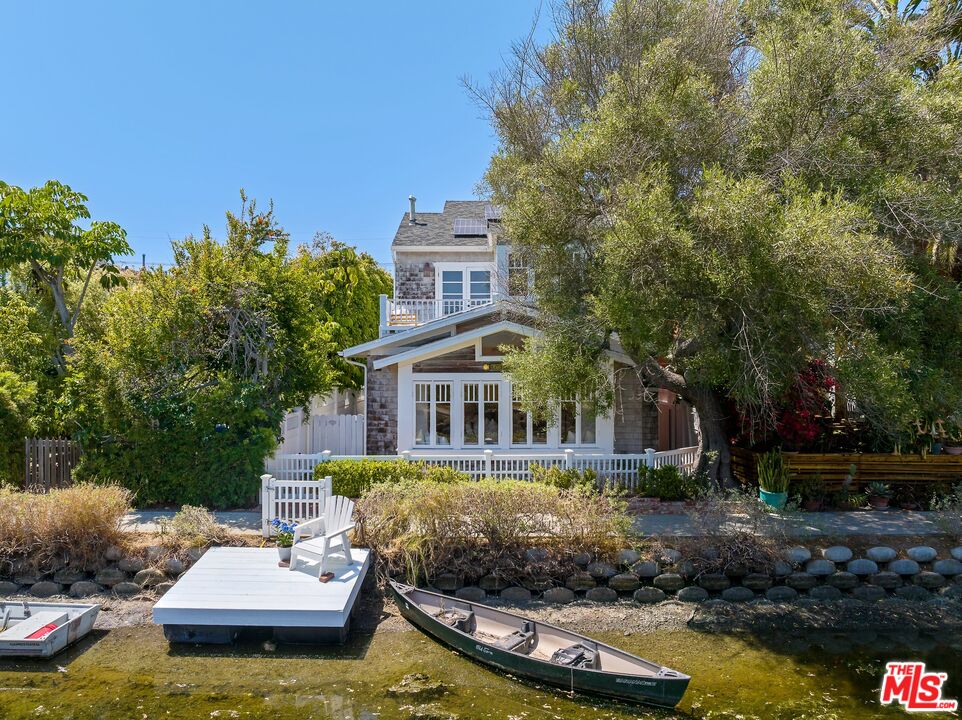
[430,544,962,606]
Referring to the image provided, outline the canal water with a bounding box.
[0,625,959,719]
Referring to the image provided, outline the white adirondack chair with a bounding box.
[289,495,356,578]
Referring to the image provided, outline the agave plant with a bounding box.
[757,450,791,494]
[866,481,893,499]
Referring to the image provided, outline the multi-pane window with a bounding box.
[441,270,464,314]
[512,386,548,446]
[464,382,499,446]
[507,253,531,297]
[560,396,597,446]
[469,270,491,301]
[414,382,452,446]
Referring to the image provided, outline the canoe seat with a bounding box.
[0,612,66,641]
[493,628,535,652]
[435,608,475,633]
[550,642,598,669]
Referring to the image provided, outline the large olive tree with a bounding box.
[480,0,962,484]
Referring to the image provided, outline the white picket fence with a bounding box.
[261,447,699,533]
[274,412,364,456]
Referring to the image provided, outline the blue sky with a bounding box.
[2,2,544,270]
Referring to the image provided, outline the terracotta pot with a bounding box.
[868,496,890,509]
[802,498,822,511]
[944,446,962,456]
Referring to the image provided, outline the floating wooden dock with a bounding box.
[152,546,370,644]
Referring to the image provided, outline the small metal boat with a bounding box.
[0,601,100,658]
[389,581,690,708]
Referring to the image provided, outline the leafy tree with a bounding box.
[64,193,391,506]
[0,180,130,373]
[480,0,962,484]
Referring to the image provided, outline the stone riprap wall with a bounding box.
[0,545,206,599]
[430,544,962,605]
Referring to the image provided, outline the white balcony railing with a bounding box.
[380,296,494,331]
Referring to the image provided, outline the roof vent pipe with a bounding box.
[408,195,417,224]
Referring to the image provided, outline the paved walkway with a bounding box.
[633,510,946,538]
[123,510,262,535]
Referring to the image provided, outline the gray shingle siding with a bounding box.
[613,366,659,453]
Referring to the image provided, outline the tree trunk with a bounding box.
[689,386,734,489]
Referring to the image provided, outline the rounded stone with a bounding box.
[846,559,879,576]
[30,581,63,598]
[765,586,798,602]
[653,573,686,593]
[805,559,836,576]
[808,585,843,601]
[52,568,86,585]
[741,573,773,592]
[521,574,555,593]
[455,586,486,602]
[0,581,21,595]
[889,559,921,576]
[895,586,931,601]
[867,546,898,563]
[721,587,755,603]
[823,546,853,563]
[587,562,617,580]
[784,546,812,565]
[572,552,592,567]
[155,581,176,595]
[825,572,859,590]
[785,572,818,591]
[479,574,510,592]
[773,561,793,577]
[186,547,206,563]
[525,547,549,563]
[104,545,124,562]
[675,560,697,579]
[852,585,887,602]
[95,567,128,587]
[565,572,596,592]
[585,586,618,603]
[658,549,683,565]
[608,573,641,593]
[951,547,962,562]
[164,558,186,575]
[933,559,962,576]
[617,549,641,567]
[697,573,730,592]
[69,581,103,597]
[914,572,947,590]
[677,586,709,603]
[724,563,748,579]
[870,571,902,589]
[630,561,660,579]
[500,586,533,604]
[118,557,145,574]
[134,568,167,588]
[907,546,938,563]
[432,573,462,592]
[542,586,575,604]
[940,585,962,599]
[633,587,667,604]
[112,581,141,596]
[14,572,41,586]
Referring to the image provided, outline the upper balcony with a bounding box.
[379,295,494,335]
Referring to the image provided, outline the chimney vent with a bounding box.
[408,195,417,224]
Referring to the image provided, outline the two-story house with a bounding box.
[340,198,695,458]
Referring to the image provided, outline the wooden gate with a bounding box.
[24,438,80,491]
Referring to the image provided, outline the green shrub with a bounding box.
[528,465,597,491]
[321,459,468,497]
[633,464,706,501]
[356,477,631,583]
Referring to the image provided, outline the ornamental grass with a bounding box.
[0,483,132,572]
[356,478,632,585]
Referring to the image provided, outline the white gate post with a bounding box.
[645,447,656,469]
[260,473,275,537]
[564,448,575,470]
[484,449,493,478]
[400,450,411,462]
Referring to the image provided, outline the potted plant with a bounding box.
[830,464,859,510]
[795,475,826,511]
[892,483,919,510]
[866,481,893,509]
[757,449,790,509]
[271,519,297,562]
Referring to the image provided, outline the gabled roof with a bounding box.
[340,301,536,359]
[393,200,495,249]
[371,320,537,370]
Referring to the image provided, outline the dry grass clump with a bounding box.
[357,478,631,584]
[0,483,132,572]
[156,505,243,550]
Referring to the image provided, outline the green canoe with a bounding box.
[389,581,690,708]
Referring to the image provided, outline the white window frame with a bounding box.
[462,380,500,447]
[507,252,533,297]
[435,262,495,306]
[510,385,549,448]
[413,381,452,447]
[558,396,598,447]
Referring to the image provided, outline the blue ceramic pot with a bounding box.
[759,489,788,509]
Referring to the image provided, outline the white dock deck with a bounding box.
[152,547,369,642]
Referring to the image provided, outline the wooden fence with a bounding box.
[731,447,962,490]
[24,438,81,492]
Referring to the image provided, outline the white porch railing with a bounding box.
[381,296,493,329]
